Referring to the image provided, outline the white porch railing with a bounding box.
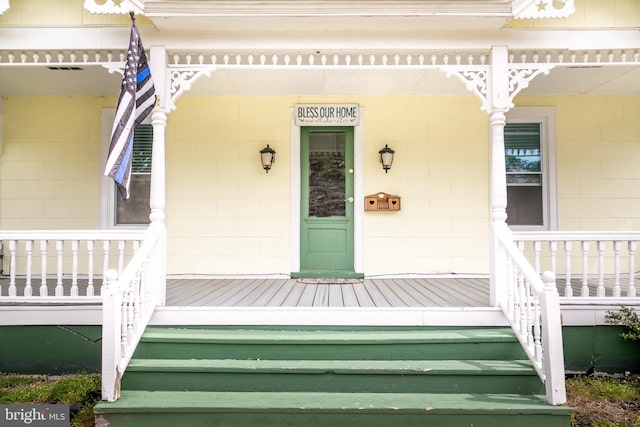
[101,225,165,402]
[0,230,146,303]
[513,231,640,300]
[496,229,567,405]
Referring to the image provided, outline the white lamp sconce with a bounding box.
[378,144,395,173]
[260,144,276,173]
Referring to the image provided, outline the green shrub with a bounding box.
[605,306,640,342]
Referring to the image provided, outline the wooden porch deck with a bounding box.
[0,275,636,327]
[0,275,635,307]
[165,277,491,308]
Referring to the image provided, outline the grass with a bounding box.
[0,373,100,427]
[566,374,640,427]
[1,372,639,426]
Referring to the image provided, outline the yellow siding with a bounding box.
[1,96,111,229]
[2,94,639,275]
[507,0,640,28]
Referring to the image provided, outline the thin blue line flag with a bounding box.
[104,16,156,200]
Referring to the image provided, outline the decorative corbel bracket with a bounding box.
[100,59,127,76]
[443,66,491,112]
[513,0,576,19]
[443,62,555,112]
[83,0,145,14]
[168,67,216,111]
[507,64,555,107]
[100,62,215,112]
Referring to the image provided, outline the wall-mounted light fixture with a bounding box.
[260,144,276,173]
[378,144,395,173]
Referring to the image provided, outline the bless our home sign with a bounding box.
[294,104,360,126]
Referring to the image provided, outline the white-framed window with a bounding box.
[504,107,557,231]
[99,109,152,228]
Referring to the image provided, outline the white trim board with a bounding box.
[1,304,636,326]
[150,306,508,327]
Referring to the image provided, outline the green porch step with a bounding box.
[94,390,571,427]
[134,327,527,360]
[122,358,544,394]
[97,326,571,426]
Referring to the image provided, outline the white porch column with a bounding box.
[488,46,511,307]
[148,45,167,305]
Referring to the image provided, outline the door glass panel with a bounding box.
[308,131,345,217]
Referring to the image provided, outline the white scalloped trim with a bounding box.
[515,0,576,19]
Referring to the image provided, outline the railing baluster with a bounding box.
[629,241,637,297]
[581,241,590,297]
[121,289,129,358]
[533,294,542,365]
[39,240,48,296]
[613,241,621,298]
[549,240,558,276]
[526,281,534,350]
[71,240,79,297]
[519,274,527,335]
[596,241,606,297]
[126,283,135,347]
[8,240,17,297]
[118,241,126,273]
[87,241,95,297]
[513,271,521,332]
[506,254,515,317]
[533,240,542,273]
[133,268,142,325]
[564,241,573,297]
[55,240,64,297]
[24,240,33,297]
[102,240,111,295]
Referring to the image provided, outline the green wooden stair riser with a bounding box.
[97,412,571,427]
[133,342,528,361]
[122,371,544,394]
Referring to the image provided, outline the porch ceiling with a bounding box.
[0,61,638,98]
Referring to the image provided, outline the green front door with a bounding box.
[298,127,357,278]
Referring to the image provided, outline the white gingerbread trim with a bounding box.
[0,0,10,16]
[514,0,575,19]
[168,68,215,111]
[443,66,491,112]
[84,0,145,15]
[443,61,555,112]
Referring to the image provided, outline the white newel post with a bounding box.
[101,269,122,402]
[540,271,567,405]
[488,46,511,307]
[149,45,167,306]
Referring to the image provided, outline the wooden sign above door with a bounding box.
[294,104,360,126]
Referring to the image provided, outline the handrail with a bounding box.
[101,225,164,402]
[496,229,567,405]
[513,231,640,241]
